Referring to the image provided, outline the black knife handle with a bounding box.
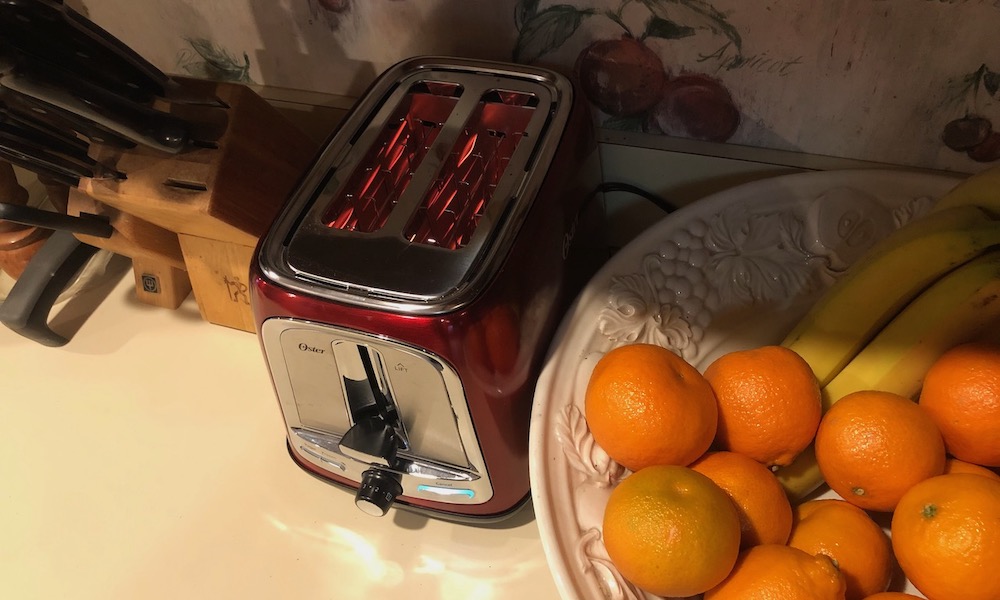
[0,103,90,154]
[0,113,89,157]
[0,202,113,238]
[0,0,167,103]
[0,229,100,346]
[1,72,189,154]
[0,84,137,150]
[0,144,79,187]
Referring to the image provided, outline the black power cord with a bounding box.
[595,181,677,214]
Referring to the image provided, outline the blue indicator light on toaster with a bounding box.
[417,485,475,498]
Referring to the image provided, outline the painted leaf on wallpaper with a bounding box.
[638,0,741,53]
[515,0,541,31]
[981,67,1000,99]
[513,4,596,64]
[177,38,253,84]
[643,16,696,41]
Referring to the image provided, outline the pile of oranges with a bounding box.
[584,342,1000,600]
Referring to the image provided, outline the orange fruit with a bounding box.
[690,451,793,548]
[919,341,1000,466]
[703,345,822,466]
[703,544,846,600]
[787,499,894,600]
[943,457,1000,481]
[585,343,717,470]
[891,473,1000,600]
[815,390,946,511]
[862,594,924,600]
[602,465,740,597]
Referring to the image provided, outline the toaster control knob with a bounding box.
[355,468,403,517]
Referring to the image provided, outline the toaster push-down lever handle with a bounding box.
[338,345,406,517]
[341,419,404,517]
[339,417,398,466]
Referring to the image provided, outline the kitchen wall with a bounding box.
[75,0,1000,173]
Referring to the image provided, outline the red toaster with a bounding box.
[251,56,603,521]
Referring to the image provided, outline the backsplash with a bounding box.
[75,0,1000,173]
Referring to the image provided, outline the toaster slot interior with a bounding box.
[403,89,539,250]
[322,81,464,233]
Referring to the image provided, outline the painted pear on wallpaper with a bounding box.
[513,0,741,143]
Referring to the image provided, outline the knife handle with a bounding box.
[0,115,90,161]
[0,228,99,346]
[0,84,137,150]
[0,101,90,154]
[0,0,168,102]
[0,144,79,187]
[1,74,185,153]
[0,202,114,238]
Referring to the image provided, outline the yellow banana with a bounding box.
[777,250,1000,500]
[782,204,1000,387]
[932,164,1000,216]
[822,249,1000,407]
[774,444,824,502]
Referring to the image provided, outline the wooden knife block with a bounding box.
[67,188,192,310]
[80,80,318,332]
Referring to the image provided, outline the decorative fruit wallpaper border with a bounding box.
[514,0,744,143]
[79,0,1000,172]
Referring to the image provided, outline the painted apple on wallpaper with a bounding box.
[308,0,408,31]
[941,64,1000,163]
[513,0,742,143]
[309,0,351,29]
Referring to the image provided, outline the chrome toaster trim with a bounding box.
[260,317,494,505]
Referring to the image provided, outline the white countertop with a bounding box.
[0,259,559,600]
[0,135,897,600]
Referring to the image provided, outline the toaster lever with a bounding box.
[340,418,404,517]
[338,345,407,517]
[339,417,399,466]
[338,344,409,449]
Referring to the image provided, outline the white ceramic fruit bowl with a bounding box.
[529,169,963,600]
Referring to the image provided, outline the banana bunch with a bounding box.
[776,168,1000,501]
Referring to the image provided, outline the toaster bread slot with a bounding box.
[322,81,463,233]
[404,90,538,250]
